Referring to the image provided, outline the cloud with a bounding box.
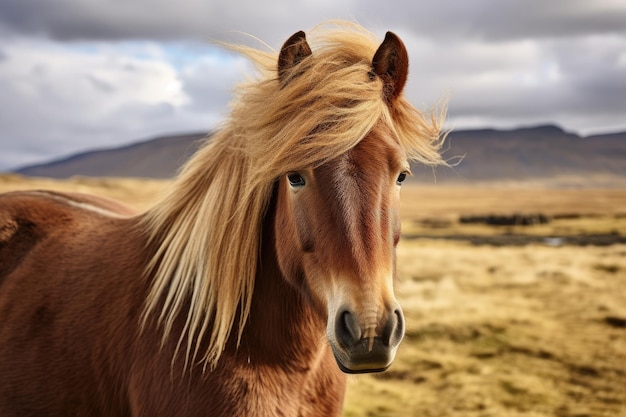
[179,52,251,114]
[0,0,354,45]
[0,0,625,171]
[397,31,626,132]
[2,0,624,43]
[0,39,244,170]
[366,0,626,42]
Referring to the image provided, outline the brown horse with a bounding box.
[0,23,444,416]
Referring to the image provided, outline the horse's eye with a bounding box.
[287,173,306,187]
[396,172,408,185]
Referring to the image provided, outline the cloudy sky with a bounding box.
[1,0,625,171]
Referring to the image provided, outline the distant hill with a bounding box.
[411,125,626,186]
[13,125,626,185]
[16,132,208,179]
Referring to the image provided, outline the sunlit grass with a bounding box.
[0,173,167,211]
[343,242,626,416]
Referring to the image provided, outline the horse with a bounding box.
[0,22,444,417]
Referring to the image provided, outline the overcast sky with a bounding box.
[1,0,625,171]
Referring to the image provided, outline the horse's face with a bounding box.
[274,123,408,373]
[273,29,412,373]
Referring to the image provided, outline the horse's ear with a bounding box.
[278,31,312,83]
[372,32,409,102]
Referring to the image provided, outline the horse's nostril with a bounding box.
[336,310,361,348]
[392,308,405,345]
[381,308,404,346]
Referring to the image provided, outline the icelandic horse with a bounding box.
[0,23,443,417]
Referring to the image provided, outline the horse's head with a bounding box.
[273,31,410,374]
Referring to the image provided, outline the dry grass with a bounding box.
[341,183,626,417]
[0,173,166,211]
[400,184,626,240]
[344,241,626,417]
[400,184,626,218]
[2,174,625,416]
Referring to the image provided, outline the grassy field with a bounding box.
[2,174,625,416]
[347,185,626,417]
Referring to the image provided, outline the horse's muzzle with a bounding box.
[330,307,405,374]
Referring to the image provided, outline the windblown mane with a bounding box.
[140,21,446,370]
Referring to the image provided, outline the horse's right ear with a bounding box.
[372,32,409,103]
[278,31,312,83]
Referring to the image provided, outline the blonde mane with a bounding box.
[140,21,446,370]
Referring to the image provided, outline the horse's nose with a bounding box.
[332,307,405,374]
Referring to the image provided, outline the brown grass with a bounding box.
[344,241,626,416]
[2,174,625,416]
[0,174,166,211]
[343,183,626,417]
[400,184,626,218]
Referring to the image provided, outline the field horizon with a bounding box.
[9,124,626,188]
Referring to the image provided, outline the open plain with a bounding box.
[1,174,625,416]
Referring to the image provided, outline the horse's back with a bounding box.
[0,190,143,416]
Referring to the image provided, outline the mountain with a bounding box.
[16,133,207,179]
[411,125,626,185]
[12,125,626,185]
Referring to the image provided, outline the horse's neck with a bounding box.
[236,210,326,368]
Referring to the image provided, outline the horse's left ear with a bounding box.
[278,30,313,83]
[372,32,409,102]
